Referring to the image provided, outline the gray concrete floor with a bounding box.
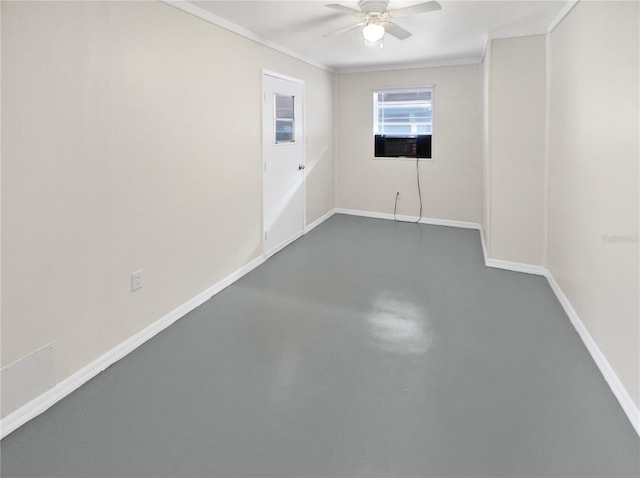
[1,214,639,477]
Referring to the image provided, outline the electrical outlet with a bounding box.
[131,270,143,292]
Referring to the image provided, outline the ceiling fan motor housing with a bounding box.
[359,0,389,14]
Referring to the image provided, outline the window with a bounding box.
[373,87,433,159]
[374,87,433,135]
[274,93,295,143]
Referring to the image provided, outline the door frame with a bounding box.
[261,69,307,257]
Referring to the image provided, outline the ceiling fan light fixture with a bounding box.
[364,37,384,48]
[362,22,385,43]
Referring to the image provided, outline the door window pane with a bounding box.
[275,94,295,143]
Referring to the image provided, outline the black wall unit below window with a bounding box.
[374,135,432,159]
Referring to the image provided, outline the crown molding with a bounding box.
[336,56,481,74]
[548,0,579,33]
[162,0,335,73]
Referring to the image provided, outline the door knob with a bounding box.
[298,164,306,170]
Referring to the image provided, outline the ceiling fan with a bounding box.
[324,0,441,45]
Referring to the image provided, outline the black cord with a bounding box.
[393,192,400,221]
[393,152,423,224]
[415,156,423,223]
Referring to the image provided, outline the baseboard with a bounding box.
[420,216,481,230]
[335,207,398,221]
[334,208,481,230]
[544,272,640,436]
[266,209,336,259]
[265,231,304,259]
[305,209,336,234]
[479,227,489,261]
[484,257,548,276]
[0,254,266,440]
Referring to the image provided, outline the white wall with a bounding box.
[485,35,546,265]
[548,1,639,408]
[481,40,491,250]
[1,0,334,416]
[336,65,482,223]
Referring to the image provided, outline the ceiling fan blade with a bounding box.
[388,1,441,18]
[382,21,412,40]
[325,4,365,17]
[323,21,366,37]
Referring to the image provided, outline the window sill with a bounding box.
[373,157,434,161]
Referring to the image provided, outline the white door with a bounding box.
[263,72,305,256]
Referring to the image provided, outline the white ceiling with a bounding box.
[186,0,569,71]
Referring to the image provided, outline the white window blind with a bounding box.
[274,93,295,143]
[373,87,433,135]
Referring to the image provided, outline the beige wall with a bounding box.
[1,0,334,413]
[336,65,482,223]
[548,1,639,407]
[486,35,546,264]
[481,41,492,250]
